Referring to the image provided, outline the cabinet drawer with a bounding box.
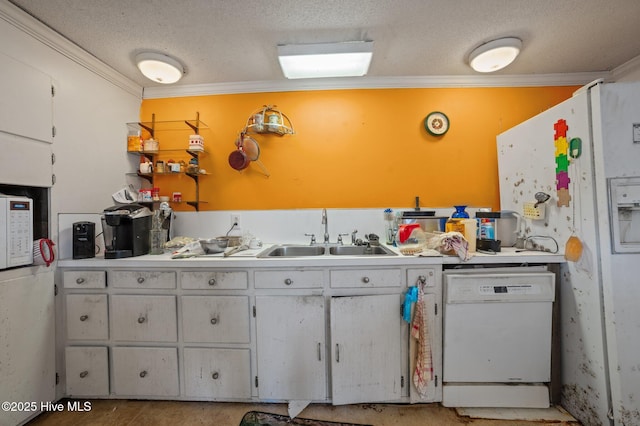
[65,346,109,396]
[66,294,109,340]
[112,347,178,397]
[109,270,176,289]
[63,271,106,289]
[111,295,177,342]
[407,268,437,288]
[181,271,248,290]
[330,268,402,288]
[255,270,323,289]
[182,296,250,343]
[184,348,251,399]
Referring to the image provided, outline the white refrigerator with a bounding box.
[497,81,640,426]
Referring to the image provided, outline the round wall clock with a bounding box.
[424,111,449,136]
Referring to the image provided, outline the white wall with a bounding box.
[0,2,142,246]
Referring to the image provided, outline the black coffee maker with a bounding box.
[101,204,152,259]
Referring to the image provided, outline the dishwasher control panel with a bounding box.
[479,284,541,295]
[445,272,555,303]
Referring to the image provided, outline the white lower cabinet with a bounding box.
[58,263,443,405]
[183,348,251,399]
[112,347,179,397]
[255,296,327,401]
[65,346,109,396]
[330,294,403,405]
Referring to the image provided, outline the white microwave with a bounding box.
[0,196,33,270]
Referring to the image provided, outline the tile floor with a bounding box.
[26,400,581,426]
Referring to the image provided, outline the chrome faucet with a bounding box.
[322,208,330,244]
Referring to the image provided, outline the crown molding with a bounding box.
[611,54,640,81]
[142,71,611,99]
[0,1,142,97]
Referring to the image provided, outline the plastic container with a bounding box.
[479,219,495,240]
[462,219,477,252]
[127,129,142,152]
[150,229,167,255]
[445,218,465,233]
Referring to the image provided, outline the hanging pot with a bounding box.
[228,147,249,170]
[229,133,250,170]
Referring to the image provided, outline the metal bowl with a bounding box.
[199,238,229,254]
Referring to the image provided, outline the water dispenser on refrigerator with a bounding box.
[609,177,640,253]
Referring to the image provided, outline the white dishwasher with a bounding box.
[442,267,555,408]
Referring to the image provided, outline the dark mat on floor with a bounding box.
[239,411,371,426]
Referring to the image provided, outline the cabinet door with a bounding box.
[112,347,179,397]
[65,346,109,396]
[183,348,251,399]
[111,295,177,342]
[0,271,55,426]
[256,296,326,401]
[182,296,250,343]
[0,51,52,143]
[66,294,109,340]
[330,294,402,405]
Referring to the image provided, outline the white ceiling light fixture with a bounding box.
[277,41,373,79]
[468,37,522,73]
[135,52,185,84]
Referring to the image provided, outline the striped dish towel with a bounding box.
[411,285,433,396]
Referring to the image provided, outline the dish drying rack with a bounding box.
[243,105,295,136]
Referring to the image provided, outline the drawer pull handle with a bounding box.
[76,277,85,284]
[335,344,340,363]
[284,278,293,286]
[80,315,89,322]
[137,316,146,324]
[208,278,217,286]
[362,276,370,283]
[79,370,88,378]
[139,370,147,378]
[137,277,145,284]
[318,342,322,361]
[210,317,218,325]
[212,372,219,380]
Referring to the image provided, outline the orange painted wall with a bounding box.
[140,86,577,211]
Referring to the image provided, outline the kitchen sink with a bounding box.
[257,244,396,257]
[257,245,326,257]
[329,245,396,256]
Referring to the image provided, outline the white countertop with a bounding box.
[57,246,565,269]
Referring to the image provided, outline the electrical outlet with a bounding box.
[523,202,545,220]
[230,213,241,228]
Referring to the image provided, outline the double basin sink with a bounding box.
[257,244,397,258]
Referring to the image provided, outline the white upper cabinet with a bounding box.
[0,51,53,187]
[0,51,52,143]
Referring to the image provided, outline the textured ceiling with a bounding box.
[7,0,640,88]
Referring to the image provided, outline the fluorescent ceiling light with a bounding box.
[135,52,185,84]
[278,41,373,79]
[469,37,522,73]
